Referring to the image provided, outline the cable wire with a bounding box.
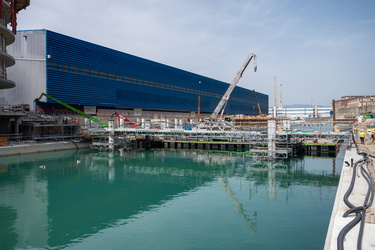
[337,129,374,250]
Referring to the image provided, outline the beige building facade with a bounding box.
[333,95,375,121]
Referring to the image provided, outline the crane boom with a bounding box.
[36,93,109,127]
[210,53,256,120]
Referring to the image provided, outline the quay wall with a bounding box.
[324,147,375,249]
[130,138,338,156]
[0,141,91,156]
[1,139,339,157]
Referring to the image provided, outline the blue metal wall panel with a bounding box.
[45,30,268,115]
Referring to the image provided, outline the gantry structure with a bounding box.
[87,123,349,159]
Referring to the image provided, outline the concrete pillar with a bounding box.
[268,120,276,159]
[283,120,291,130]
[16,117,21,135]
[108,121,115,151]
[119,116,124,128]
[160,119,165,130]
[85,118,91,128]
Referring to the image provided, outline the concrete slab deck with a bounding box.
[324,146,375,250]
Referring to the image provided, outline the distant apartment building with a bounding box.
[333,95,375,121]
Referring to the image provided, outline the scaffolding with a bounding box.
[21,115,82,141]
[86,124,348,158]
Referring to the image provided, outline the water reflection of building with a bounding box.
[0,149,340,249]
[0,164,48,249]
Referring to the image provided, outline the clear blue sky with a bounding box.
[16,0,375,106]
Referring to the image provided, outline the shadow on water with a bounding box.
[0,148,342,249]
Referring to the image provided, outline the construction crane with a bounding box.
[210,53,257,120]
[35,93,109,127]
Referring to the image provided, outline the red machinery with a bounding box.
[114,112,138,128]
[0,0,30,34]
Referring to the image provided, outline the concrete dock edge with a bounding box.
[324,148,375,250]
[0,141,91,156]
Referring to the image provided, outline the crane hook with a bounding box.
[253,56,257,72]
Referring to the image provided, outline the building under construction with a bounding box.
[0,29,268,139]
[0,0,29,140]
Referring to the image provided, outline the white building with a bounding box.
[268,106,332,119]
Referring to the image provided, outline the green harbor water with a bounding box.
[0,148,343,250]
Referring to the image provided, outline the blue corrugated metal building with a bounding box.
[5,29,268,116]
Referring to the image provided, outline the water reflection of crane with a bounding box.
[219,177,257,234]
[217,160,299,235]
